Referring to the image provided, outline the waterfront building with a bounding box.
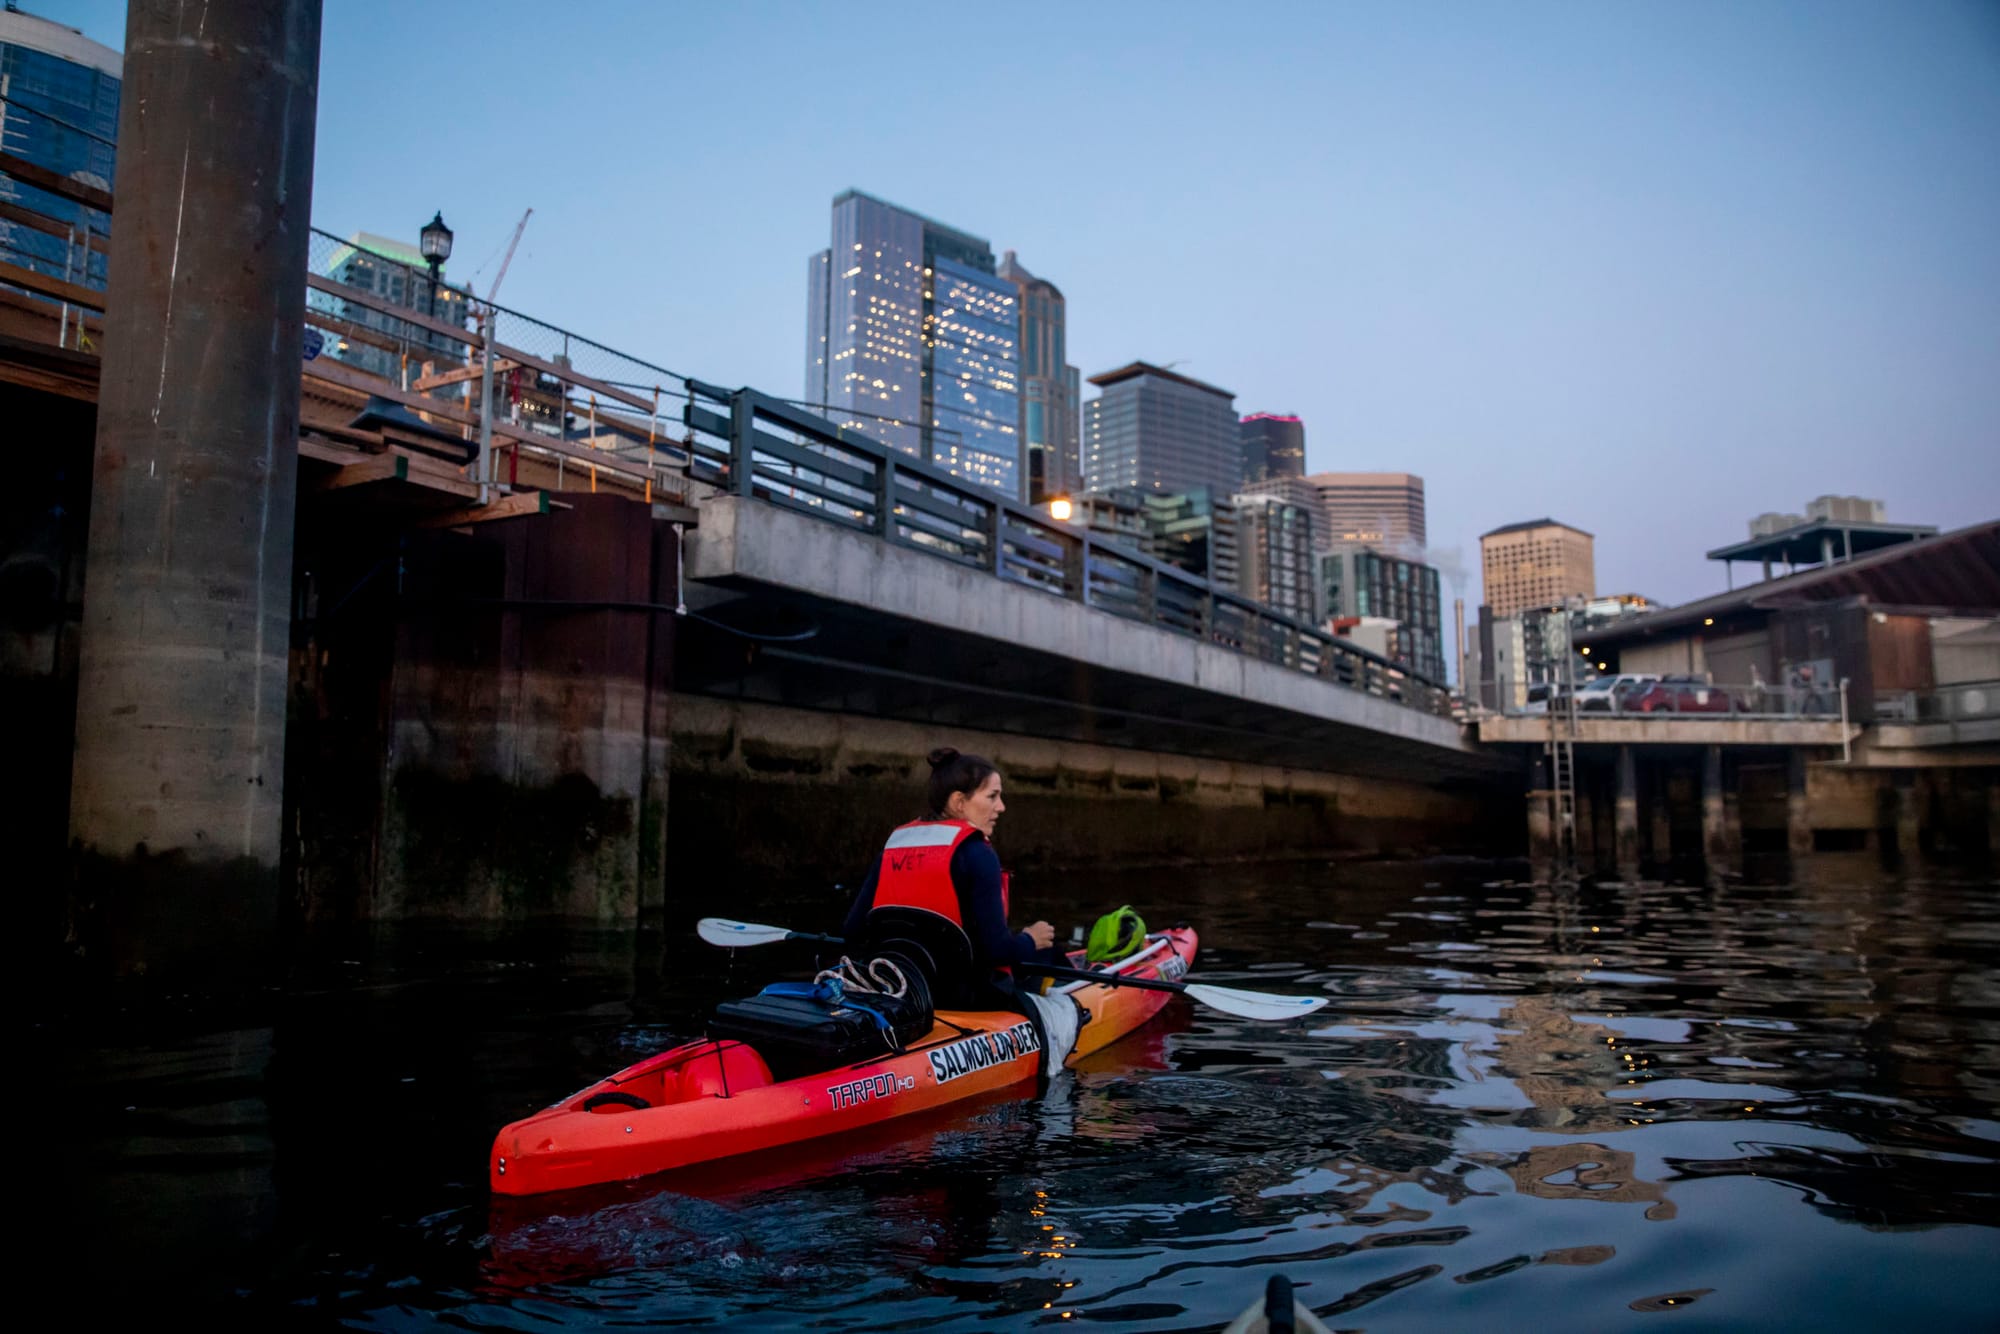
[1480,517,1595,618]
[1713,495,1935,586]
[1310,472,1427,556]
[1318,547,1446,682]
[315,232,469,385]
[0,4,119,293]
[1082,362,1240,499]
[1239,413,1305,484]
[998,250,1079,504]
[805,190,1020,496]
[1236,493,1316,622]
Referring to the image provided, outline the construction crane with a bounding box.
[483,207,533,309]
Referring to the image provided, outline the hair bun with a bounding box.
[926,746,960,769]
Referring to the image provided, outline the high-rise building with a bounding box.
[1143,489,1239,588]
[1479,518,1595,618]
[0,5,120,293]
[1082,362,1240,499]
[1240,474,1330,546]
[1309,472,1427,556]
[1236,493,1316,621]
[1239,413,1305,484]
[1318,547,1446,682]
[998,251,1079,504]
[314,232,469,384]
[804,190,1021,496]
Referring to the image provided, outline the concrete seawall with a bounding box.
[668,695,1519,885]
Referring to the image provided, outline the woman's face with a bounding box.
[948,772,1005,837]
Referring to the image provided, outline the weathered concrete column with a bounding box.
[1527,752,1555,879]
[1786,749,1814,861]
[1614,746,1641,880]
[1701,746,1737,876]
[1894,772,1922,869]
[1647,769,1673,870]
[69,0,323,972]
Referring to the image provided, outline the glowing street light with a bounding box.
[1048,496,1073,522]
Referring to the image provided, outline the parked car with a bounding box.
[1520,681,1557,714]
[1573,673,1659,712]
[1626,675,1735,714]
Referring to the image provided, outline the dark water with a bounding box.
[36,859,2000,1329]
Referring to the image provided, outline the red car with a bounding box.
[1626,676,1735,714]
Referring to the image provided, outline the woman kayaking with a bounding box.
[841,746,1055,1011]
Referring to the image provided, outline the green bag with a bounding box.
[1085,905,1148,964]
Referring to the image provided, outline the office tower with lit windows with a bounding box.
[1081,362,1240,499]
[998,250,1079,504]
[804,190,1021,495]
[314,232,469,383]
[1479,517,1595,617]
[1239,413,1305,484]
[0,5,119,293]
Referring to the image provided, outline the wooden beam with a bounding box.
[489,337,654,412]
[412,358,518,392]
[0,150,114,212]
[410,490,557,528]
[314,453,408,491]
[304,357,481,431]
[0,199,110,250]
[305,272,482,350]
[0,258,106,311]
[303,307,412,357]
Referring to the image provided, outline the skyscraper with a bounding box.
[1082,362,1240,498]
[1308,472,1428,556]
[1239,413,1305,483]
[998,251,1079,504]
[1318,547,1446,681]
[314,232,469,384]
[804,190,1021,496]
[1236,493,1317,621]
[1479,518,1595,617]
[0,4,119,292]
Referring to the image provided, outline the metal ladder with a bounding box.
[1547,606,1581,879]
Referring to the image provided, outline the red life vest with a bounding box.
[869,819,1011,972]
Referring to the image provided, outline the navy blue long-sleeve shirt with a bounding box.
[841,834,1038,972]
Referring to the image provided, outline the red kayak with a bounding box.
[490,927,1198,1196]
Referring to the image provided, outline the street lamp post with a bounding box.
[419,210,453,319]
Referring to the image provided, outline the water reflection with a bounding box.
[37,863,2000,1329]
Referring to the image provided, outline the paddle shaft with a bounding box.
[751,928,1184,995]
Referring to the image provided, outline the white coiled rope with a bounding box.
[815,954,911,1000]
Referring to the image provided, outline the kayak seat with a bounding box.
[674,1040,773,1101]
[581,1090,651,1114]
[851,909,976,1008]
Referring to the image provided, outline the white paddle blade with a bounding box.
[696,917,793,948]
[1184,984,1329,1021]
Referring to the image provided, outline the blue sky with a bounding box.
[56,0,2000,608]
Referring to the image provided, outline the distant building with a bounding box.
[1239,413,1305,484]
[998,250,1080,504]
[315,232,470,384]
[0,4,120,292]
[1480,517,1595,618]
[1143,488,1239,588]
[1073,486,1239,589]
[1309,472,1427,556]
[1236,493,1316,621]
[1082,362,1240,499]
[1239,474,1329,544]
[1471,593,1659,709]
[1318,547,1446,682]
[805,190,1021,495]
[1329,615,1406,666]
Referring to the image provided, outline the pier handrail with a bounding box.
[678,380,1451,716]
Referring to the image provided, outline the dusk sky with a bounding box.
[60,0,2000,610]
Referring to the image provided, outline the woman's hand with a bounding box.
[1024,920,1055,950]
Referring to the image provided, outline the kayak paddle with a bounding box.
[694,917,1328,1021]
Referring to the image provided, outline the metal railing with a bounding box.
[1875,680,2000,723]
[1478,677,1851,720]
[1,176,1451,715]
[678,382,1451,716]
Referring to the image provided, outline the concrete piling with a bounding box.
[67,0,324,974]
[1614,746,1641,879]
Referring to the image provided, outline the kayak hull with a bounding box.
[490,927,1197,1195]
